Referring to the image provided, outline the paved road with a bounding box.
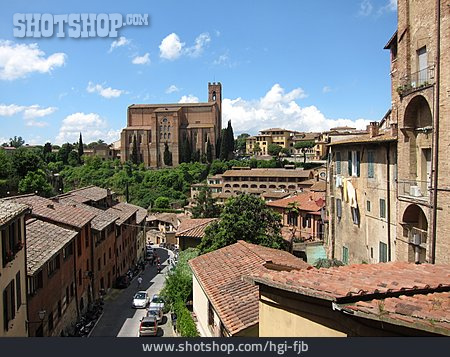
[90,247,174,337]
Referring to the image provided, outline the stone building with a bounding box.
[0,200,29,337]
[326,124,398,265]
[120,82,222,167]
[385,0,449,264]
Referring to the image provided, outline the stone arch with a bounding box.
[402,204,428,263]
[404,95,432,129]
[259,184,267,189]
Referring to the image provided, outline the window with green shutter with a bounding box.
[379,242,388,262]
[380,198,386,218]
[336,152,341,174]
[368,151,375,178]
[342,246,349,264]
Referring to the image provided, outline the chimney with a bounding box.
[369,122,379,138]
[106,188,111,196]
[47,203,54,209]
[390,123,398,137]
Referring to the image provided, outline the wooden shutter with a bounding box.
[348,151,352,176]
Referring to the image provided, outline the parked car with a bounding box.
[146,306,163,323]
[132,291,149,308]
[115,275,130,289]
[139,316,158,337]
[149,294,165,312]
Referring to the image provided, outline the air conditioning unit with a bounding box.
[409,185,422,197]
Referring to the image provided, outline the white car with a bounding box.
[132,291,149,308]
[146,306,163,323]
[149,294,165,312]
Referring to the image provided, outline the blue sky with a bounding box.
[0,0,397,145]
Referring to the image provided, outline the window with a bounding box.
[348,151,360,177]
[380,199,386,218]
[109,248,111,260]
[336,152,341,174]
[77,235,82,257]
[351,207,360,225]
[103,253,106,266]
[342,247,349,265]
[379,242,388,263]
[367,151,375,178]
[48,312,54,331]
[287,212,298,226]
[15,272,21,310]
[208,301,214,328]
[417,46,427,85]
[48,254,60,276]
[336,198,342,219]
[63,242,73,260]
[367,200,371,212]
[78,269,82,286]
[3,280,15,330]
[97,258,101,271]
[85,229,89,248]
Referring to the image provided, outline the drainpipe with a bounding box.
[386,143,392,261]
[430,0,441,264]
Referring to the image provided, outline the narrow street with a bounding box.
[90,247,175,337]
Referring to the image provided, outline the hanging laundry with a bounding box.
[343,178,348,202]
[347,180,358,208]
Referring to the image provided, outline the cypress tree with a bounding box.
[185,136,192,163]
[78,133,84,164]
[206,139,213,163]
[219,128,228,161]
[163,142,173,166]
[131,135,139,164]
[226,120,234,160]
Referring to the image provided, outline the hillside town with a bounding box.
[0,0,449,339]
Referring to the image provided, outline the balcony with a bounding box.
[397,65,435,97]
[401,225,428,250]
[397,179,430,202]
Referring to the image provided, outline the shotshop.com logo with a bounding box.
[13,13,149,38]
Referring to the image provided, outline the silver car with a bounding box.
[132,291,149,308]
[146,306,163,323]
[149,294,165,312]
[139,316,158,337]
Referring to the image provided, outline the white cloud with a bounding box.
[55,112,121,144]
[185,32,211,57]
[166,85,179,94]
[358,0,373,16]
[222,84,372,134]
[86,82,125,98]
[132,53,150,65]
[0,103,56,127]
[378,0,397,14]
[159,33,185,60]
[0,40,66,80]
[322,86,332,93]
[179,95,199,103]
[109,36,130,52]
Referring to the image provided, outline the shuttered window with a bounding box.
[336,198,342,219]
[368,151,375,178]
[336,152,341,174]
[379,242,388,263]
[380,198,386,218]
[342,247,349,265]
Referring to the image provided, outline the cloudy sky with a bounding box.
[0,0,397,145]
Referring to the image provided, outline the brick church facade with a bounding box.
[120,82,222,168]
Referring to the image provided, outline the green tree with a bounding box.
[192,187,221,218]
[192,149,200,163]
[154,196,170,209]
[268,143,282,157]
[294,141,315,164]
[206,139,213,163]
[9,136,25,148]
[12,148,43,178]
[180,136,192,163]
[226,120,235,160]
[219,128,228,161]
[18,169,53,197]
[163,142,173,166]
[68,151,79,167]
[235,133,250,155]
[280,147,291,157]
[253,142,261,156]
[58,143,74,165]
[131,135,139,165]
[198,194,284,254]
[78,133,84,164]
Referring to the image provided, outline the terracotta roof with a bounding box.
[328,131,397,146]
[129,102,214,108]
[175,218,216,238]
[267,191,325,211]
[7,195,95,229]
[222,168,313,178]
[260,128,294,132]
[64,185,112,202]
[26,218,78,275]
[147,212,180,226]
[189,241,309,335]
[0,199,30,226]
[106,202,138,226]
[261,191,291,199]
[248,262,450,302]
[309,180,326,192]
[120,202,147,224]
[56,196,119,231]
[339,291,450,336]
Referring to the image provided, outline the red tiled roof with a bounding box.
[7,195,95,229]
[249,262,449,302]
[26,218,78,275]
[120,202,147,224]
[189,241,309,335]
[57,196,119,231]
[64,185,113,202]
[0,199,30,226]
[222,168,313,178]
[106,202,138,226]
[339,292,450,336]
[267,191,325,211]
[175,218,216,238]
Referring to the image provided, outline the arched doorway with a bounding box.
[401,204,428,263]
